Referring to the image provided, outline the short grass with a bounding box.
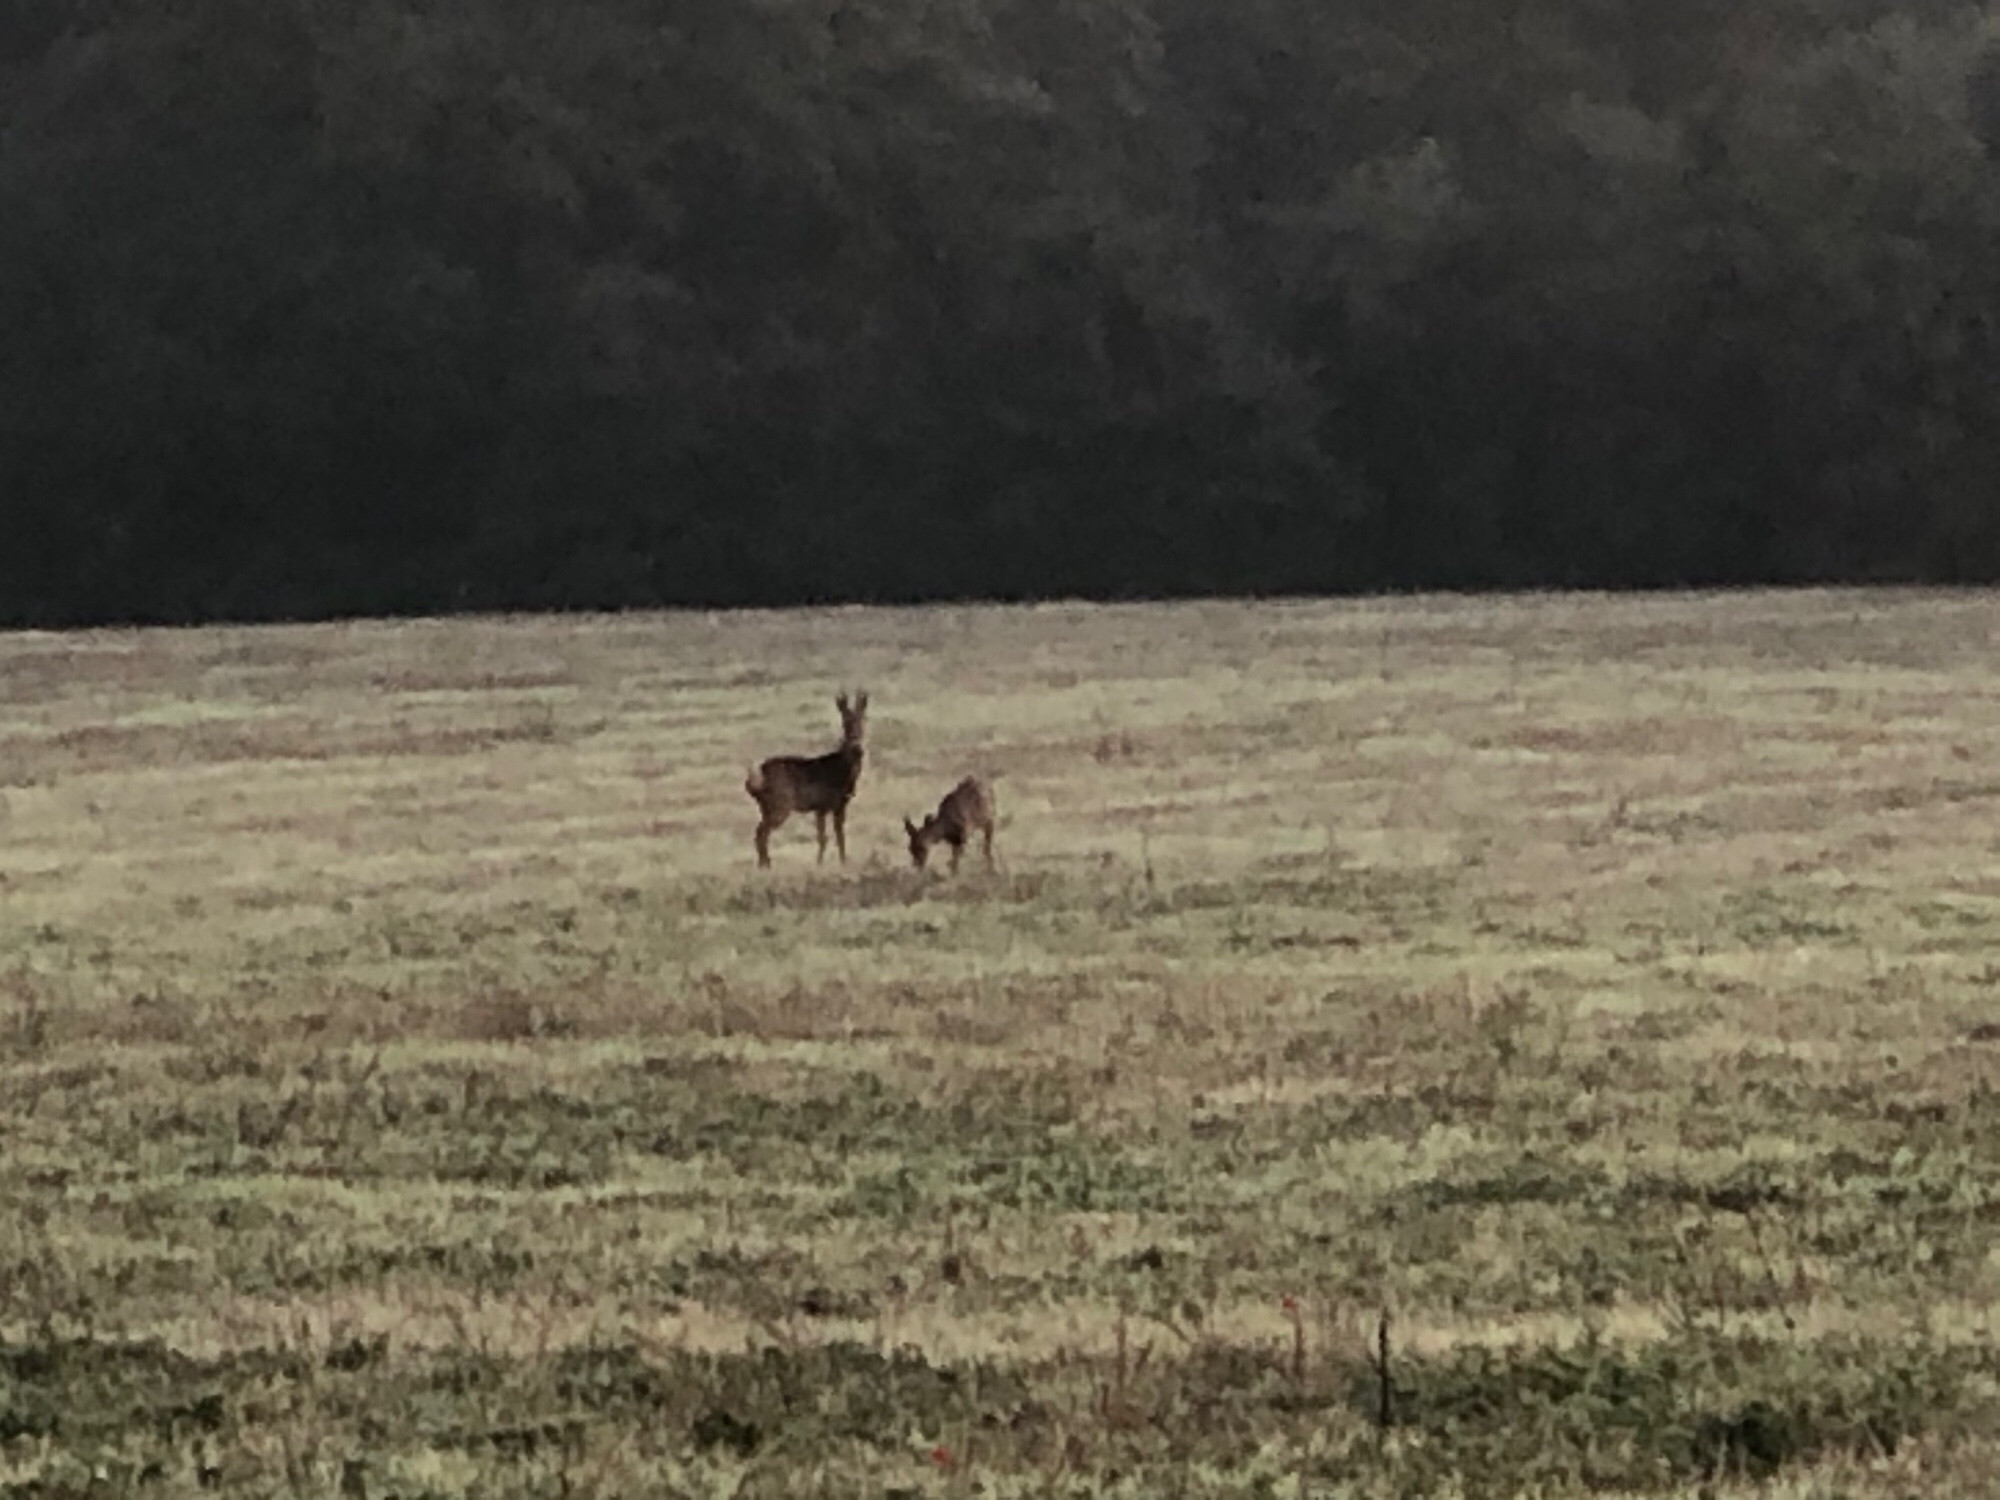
[6,589,2000,1496]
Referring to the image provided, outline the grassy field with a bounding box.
[6,588,2000,1497]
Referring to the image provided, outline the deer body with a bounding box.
[746,692,868,867]
[905,776,996,873]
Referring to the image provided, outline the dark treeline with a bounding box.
[5,0,2000,625]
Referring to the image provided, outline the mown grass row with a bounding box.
[2,1323,1988,1496]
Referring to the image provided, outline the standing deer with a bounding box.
[745,691,869,868]
[904,776,997,874]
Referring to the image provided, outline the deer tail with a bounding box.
[745,763,764,797]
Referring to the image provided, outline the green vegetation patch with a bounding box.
[1377,1333,1990,1496]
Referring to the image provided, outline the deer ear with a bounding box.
[904,816,917,836]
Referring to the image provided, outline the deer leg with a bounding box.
[814,811,829,863]
[981,826,995,869]
[834,807,848,863]
[754,802,786,869]
[948,836,963,875]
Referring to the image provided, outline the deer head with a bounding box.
[836,690,869,747]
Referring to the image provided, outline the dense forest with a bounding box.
[4,0,2000,624]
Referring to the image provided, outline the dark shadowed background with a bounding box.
[4,0,1998,624]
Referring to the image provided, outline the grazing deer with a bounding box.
[904,776,997,874]
[745,691,868,868]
